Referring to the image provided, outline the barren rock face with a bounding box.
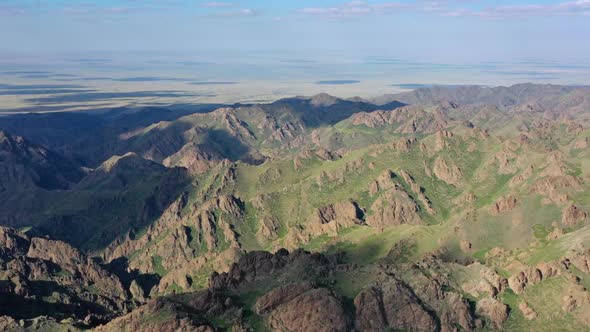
[354,280,438,332]
[266,288,349,332]
[257,216,280,240]
[95,299,216,332]
[462,264,508,298]
[368,170,396,196]
[508,262,562,295]
[354,287,388,331]
[433,157,462,186]
[562,285,590,313]
[348,106,445,131]
[311,201,364,226]
[476,297,509,328]
[562,205,588,226]
[398,169,436,215]
[255,282,314,315]
[0,228,130,326]
[162,142,223,174]
[531,175,582,204]
[570,250,590,273]
[509,272,528,294]
[490,195,518,215]
[0,227,30,260]
[366,187,421,228]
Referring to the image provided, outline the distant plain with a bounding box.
[1,51,590,113]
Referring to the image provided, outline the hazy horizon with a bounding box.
[2,0,590,111]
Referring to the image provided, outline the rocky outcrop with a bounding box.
[433,157,462,186]
[349,110,401,128]
[462,263,508,297]
[305,201,364,236]
[266,287,349,332]
[406,257,479,332]
[366,186,421,229]
[215,108,256,141]
[509,164,535,188]
[562,205,588,226]
[255,282,314,315]
[547,226,565,240]
[508,262,561,294]
[162,142,223,174]
[476,297,509,328]
[490,195,518,215]
[350,106,456,135]
[433,130,452,152]
[129,279,146,303]
[531,175,582,204]
[270,121,301,144]
[354,281,438,332]
[199,250,357,331]
[209,249,340,290]
[562,283,590,313]
[368,170,396,196]
[102,193,188,263]
[94,299,215,332]
[106,194,243,285]
[257,216,281,240]
[568,250,590,273]
[0,227,30,260]
[519,301,538,320]
[27,238,127,300]
[493,148,518,174]
[398,170,436,215]
[0,228,130,327]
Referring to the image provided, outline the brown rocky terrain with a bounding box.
[94,250,492,332]
[0,227,131,328]
[0,84,589,331]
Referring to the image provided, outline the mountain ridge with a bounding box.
[0,83,589,330]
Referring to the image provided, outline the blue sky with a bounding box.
[1,0,589,63]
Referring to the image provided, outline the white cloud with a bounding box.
[441,0,590,18]
[201,2,235,8]
[298,1,440,18]
[299,0,590,19]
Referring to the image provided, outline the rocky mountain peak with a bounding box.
[309,93,340,107]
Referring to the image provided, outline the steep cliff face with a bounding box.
[0,227,131,327]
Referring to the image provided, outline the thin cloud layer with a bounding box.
[298,0,590,19]
[442,0,590,18]
[201,2,235,8]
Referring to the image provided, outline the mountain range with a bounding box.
[1,83,590,331]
